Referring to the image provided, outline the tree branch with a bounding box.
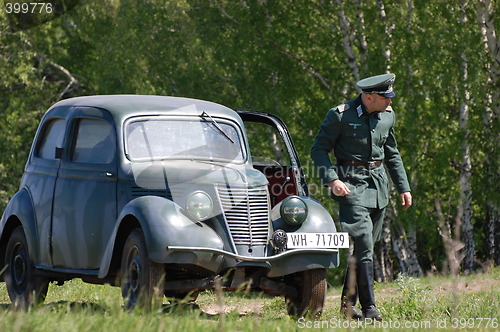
[279,49,331,92]
[48,59,80,101]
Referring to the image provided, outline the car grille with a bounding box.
[217,185,270,246]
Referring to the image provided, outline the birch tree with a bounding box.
[457,4,475,273]
[477,0,500,267]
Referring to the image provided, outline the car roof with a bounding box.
[48,95,240,123]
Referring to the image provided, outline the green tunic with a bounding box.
[311,95,410,257]
[310,95,411,209]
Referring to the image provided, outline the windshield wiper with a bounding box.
[201,111,234,143]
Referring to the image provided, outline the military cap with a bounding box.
[356,73,396,98]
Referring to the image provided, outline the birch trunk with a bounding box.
[458,50,475,272]
[388,196,423,277]
[376,0,409,279]
[336,0,360,99]
[477,0,500,118]
[477,0,500,266]
[381,216,393,281]
[376,0,394,71]
[495,212,500,265]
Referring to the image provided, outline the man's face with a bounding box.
[367,94,392,113]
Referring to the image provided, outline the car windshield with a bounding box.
[125,117,245,162]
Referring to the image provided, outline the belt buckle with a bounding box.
[368,161,377,169]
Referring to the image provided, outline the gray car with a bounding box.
[0,95,347,317]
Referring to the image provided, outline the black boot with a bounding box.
[340,260,363,319]
[357,261,382,321]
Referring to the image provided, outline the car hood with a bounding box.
[127,160,268,189]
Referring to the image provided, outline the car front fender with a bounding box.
[98,196,224,278]
[271,196,337,233]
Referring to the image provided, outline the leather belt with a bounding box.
[338,159,382,169]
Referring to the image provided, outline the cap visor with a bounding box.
[382,91,396,98]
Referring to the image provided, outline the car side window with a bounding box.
[244,121,291,166]
[36,118,66,160]
[71,118,115,164]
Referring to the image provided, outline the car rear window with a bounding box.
[36,118,66,160]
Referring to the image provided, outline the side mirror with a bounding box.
[55,147,63,159]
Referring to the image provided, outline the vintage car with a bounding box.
[0,95,347,317]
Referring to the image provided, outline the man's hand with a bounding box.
[329,179,351,197]
[400,192,412,210]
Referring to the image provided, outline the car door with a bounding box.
[23,107,68,266]
[51,107,118,270]
[238,110,309,207]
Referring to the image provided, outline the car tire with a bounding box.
[285,268,326,318]
[120,228,165,311]
[5,226,49,310]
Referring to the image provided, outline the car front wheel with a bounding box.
[5,226,49,309]
[120,228,165,311]
[285,268,327,318]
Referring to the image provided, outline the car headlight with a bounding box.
[186,191,213,221]
[280,196,308,226]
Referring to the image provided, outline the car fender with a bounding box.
[0,189,40,267]
[271,196,337,233]
[98,196,224,278]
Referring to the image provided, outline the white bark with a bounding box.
[376,0,394,71]
[477,0,500,264]
[354,0,368,67]
[336,0,360,88]
[389,197,423,277]
[477,0,500,117]
[458,8,475,272]
[381,217,393,281]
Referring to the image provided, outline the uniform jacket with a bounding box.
[310,95,410,209]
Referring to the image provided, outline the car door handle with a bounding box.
[101,172,114,177]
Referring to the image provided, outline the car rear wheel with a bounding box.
[5,226,49,310]
[120,228,165,311]
[285,268,326,318]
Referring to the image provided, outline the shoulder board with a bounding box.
[385,106,393,112]
[336,103,350,113]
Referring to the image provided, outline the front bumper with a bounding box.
[166,246,339,277]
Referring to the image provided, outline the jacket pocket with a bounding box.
[344,131,368,146]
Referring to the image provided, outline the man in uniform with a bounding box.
[310,73,412,320]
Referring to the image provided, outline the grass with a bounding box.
[1,267,500,331]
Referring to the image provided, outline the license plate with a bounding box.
[287,232,349,249]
